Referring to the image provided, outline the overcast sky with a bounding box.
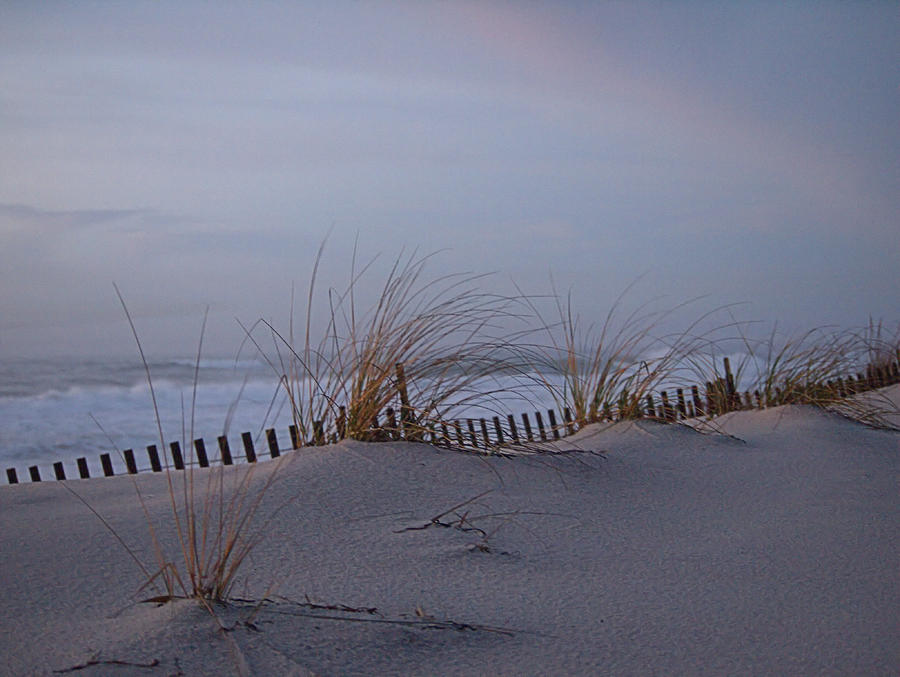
[1,1,897,358]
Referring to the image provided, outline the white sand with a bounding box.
[2,388,898,675]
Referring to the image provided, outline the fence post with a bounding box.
[53,462,66,481]
[6,468,18,484]
[645,393,656,418]
[289,424,301,449]
[77,457,90,479]
[29,466,41,482]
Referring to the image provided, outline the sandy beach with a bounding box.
[2,389,898,676]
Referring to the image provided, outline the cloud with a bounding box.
[0,203,148,235]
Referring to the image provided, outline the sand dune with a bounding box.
[2,389,898,675]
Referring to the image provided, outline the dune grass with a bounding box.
[241,244,530,446]
[106,285,289,605]
[239,253,898,439]
[520,281,737,425]
[689,320,900,429]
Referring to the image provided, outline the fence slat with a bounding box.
[521,413,534,442]
[170,441,184,470]
[147,445,162,472]
[100,453,114,477]
[241,432,257,463]
[452,420,464,447]
[218,436,233,465]
[29,466,41,482]
[194,439,209,468]
[724,357,738,410]
[466,419,478,448]
[492,417,505,445]
[507,414,520,444]
[77,457,90,479]
[691,385,703,417]
[534,411,547,441]
[123,449,138,474]
[563,408,575,435]
[705,382,716,416]
[547,409,561,440]
[313,420,325,446]
[53,461,66,481]
[6,468,18,484]
[659,391,669,421]
[385,408,398,441]
[337,406,347,440]
[479,418,491,448]
[395,362,417,441]
[266,428,280,458]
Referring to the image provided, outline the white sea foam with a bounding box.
[0,358,293,474]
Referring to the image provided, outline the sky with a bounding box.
[1,1,898,358]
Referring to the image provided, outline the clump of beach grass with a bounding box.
[81,286,291,606]
[520,281,724,425]
[241,243,531,446]
[704,320,900,429]
[859,318,900,377]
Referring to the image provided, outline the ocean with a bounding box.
[0,356,295,479]
[0,355,555,480]
[1,350,759,481]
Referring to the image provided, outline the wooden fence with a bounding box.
[4,357,899,485]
